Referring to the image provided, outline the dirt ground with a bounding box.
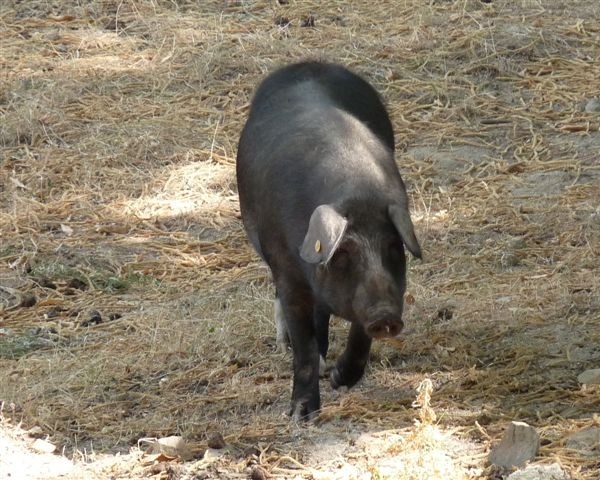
[1,0,599,479]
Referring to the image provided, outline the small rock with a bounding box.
[67,278,87,290]
[509,237,527,249]
[19,294,37,308]
[584,97,600,113]
[141,435,192,460]
[496,296,513,304]
[566,426,600,456]
[250,465,269,480]
[489,421,540,468]
[44,306,64,320]
[207,432,226,449]
[577,369,600,385]
[203,448,225,462]
[500,251,521,268]
[148,463,168,475]
[36,277,57,289]
[31,438,57,454]
[506,463,569,480]
[26,426,45,439]
[157,436,188,456]
[81,310,102,327]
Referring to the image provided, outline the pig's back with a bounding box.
[236,62,404,260]
[246,61,394,150]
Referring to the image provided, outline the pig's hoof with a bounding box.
[319,355,327,377]
[276,339,291,354]
[330,366,364,390]
[330,368,341,389]
[289,399,319,421]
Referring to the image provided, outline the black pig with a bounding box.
[236,61,422,419]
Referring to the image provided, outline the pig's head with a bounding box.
[300,201,421,339]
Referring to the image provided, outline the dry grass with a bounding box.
[1,0,599,478]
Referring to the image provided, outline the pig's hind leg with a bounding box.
[278,286,322,420]
[274,296,290,354]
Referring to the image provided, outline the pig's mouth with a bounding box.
[366,319,404,339]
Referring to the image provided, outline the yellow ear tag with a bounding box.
[315,240,321,253]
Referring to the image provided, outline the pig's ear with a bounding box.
[300,205,348,264]
[388,204,422,259]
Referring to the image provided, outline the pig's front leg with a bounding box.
[330,321,372,389]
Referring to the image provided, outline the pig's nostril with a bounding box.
[367,320,403,338]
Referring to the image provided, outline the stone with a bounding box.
[141,435,192,460]
[203,447,225,462]
[577,369,600,385]
[488,421,539,468]
[506,463,569,480]
[584,97,600,113]
[566,426,600,456]
[31,438,57,454]
[250,465,269,480]
[207,432,226,449]
[26,426,45,439]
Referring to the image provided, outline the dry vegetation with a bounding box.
[1,0,599,479]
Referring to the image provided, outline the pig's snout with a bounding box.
[365,309,404,339]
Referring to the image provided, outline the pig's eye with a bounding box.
[330,241,357,269]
